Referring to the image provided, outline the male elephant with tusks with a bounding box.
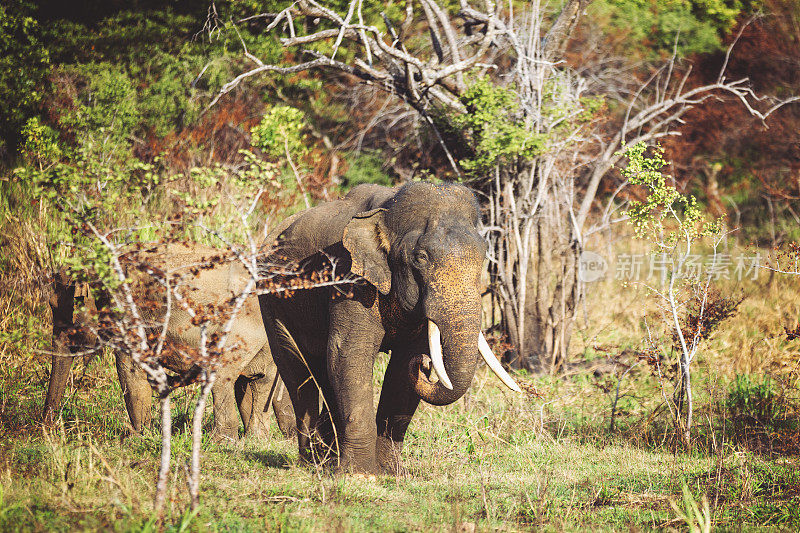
[260,181,521,475]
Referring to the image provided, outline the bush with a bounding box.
[0,4,50,154]
[727,375,781,430]
[341,150,394,189]
[59,64,140,161]
[449,76,547,176]
[590,0,747,58]
[251,106,309,159]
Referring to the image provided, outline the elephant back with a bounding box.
[128,243,267,373]
[270,184,396,262]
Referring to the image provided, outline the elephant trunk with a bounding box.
[409,304,481,406]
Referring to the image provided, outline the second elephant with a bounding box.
[43,243,295,441]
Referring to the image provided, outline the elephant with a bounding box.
[42,242,296,441]
[259,181,521,474]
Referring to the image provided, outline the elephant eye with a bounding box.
[413,250,429,267]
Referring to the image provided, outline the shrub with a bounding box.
[727,375,780,431]
[590,0,746,58]
[725,374,800,454]
[449,76,547,176]
[341,150,394,190]
[0,4,50,154]
[250,106,309,159]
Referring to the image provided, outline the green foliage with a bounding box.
[669,480,712,533]
[578,95,607,122]
[0,4,50,152]
[136,53,203,138]
[251,106,309,159]
[590,0,747,58]
[0,484,24,526]
[19,117,62,169]
[0,307,49,354]
[231,149,283,199]
[726,374,783,430]
[43,9,207,65]
[59,64,141,162]
[452,76,547,176]
[341,150,394,189]
[37,7,287,145]
[623,142,720,246]
[175,149,283,215]
[13,151,161,284]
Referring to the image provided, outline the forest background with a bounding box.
[1,0,800,530]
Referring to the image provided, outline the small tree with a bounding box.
[17,122,349,514]
[251,105,312,208]
[623,141,741,446]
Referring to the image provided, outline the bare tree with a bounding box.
[214,0,798,373]
[64,190,273,514]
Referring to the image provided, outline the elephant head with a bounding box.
[342,182,520,405]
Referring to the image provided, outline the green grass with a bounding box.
[2,352,799,532]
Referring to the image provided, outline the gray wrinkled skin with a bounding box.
[261,182,486,474]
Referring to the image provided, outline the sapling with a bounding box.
[623,141,740,447]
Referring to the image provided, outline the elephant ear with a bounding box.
[342,208,391,295]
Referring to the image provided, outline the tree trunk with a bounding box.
[523,210,581,373]
[486,167,582,375]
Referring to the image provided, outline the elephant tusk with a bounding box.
[478,332,523,393]
[428,320,453,390]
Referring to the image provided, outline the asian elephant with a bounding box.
[42,242,296,441]
[260,182,520,475]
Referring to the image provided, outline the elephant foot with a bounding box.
[274,409,298,439]
[117,421,150,443]
[376,436,406,476]
[243,423,273,441]
[278,425,297,440]
[211,434,239,445]
[334,444,380,475]
[243,414,271,440]
[378,460,407,476]
[210,426,240,445]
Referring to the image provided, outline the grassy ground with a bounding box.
[2,355,800,531]
[2,232,800,531]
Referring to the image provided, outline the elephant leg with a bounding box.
[264,317,324,464]
[239,371,298,439]
[271,378,297,438]
[237,373,273,439]
[237,343,284,440]
[327,302,384,474]
[286,362,324,464]
[43,349,74,423]
[43,278,82,424]
[115,352,153,433]
[210,364,241,443]
[234,375,256,435]
[375,348,423,475]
